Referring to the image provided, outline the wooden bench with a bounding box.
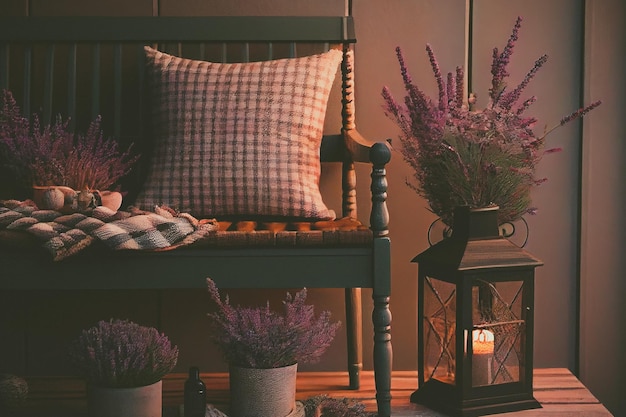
[0,13,393,417]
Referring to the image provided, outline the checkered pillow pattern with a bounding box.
[135,46,342,220]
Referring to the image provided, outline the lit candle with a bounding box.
[472,329,494,386]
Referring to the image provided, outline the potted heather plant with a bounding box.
[68,319,179,417]
[206,278,341,417]
[382,16,601,227]
[0,90,139,211]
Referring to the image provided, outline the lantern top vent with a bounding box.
[412,206,543,271]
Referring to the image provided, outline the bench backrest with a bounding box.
[0,16,359,217]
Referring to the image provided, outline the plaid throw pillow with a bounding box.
[135,46,342,220]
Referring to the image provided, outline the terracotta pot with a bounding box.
[229,364,298,417]
[97,190,123,211]
[32,185,76,211]
[87,380,162,417]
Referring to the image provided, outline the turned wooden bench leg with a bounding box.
[345,287,363,389]
[373,290,392,417]
[372,237,392,417]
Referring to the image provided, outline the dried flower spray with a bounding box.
[382,16,601,225]
[206,278,341,369]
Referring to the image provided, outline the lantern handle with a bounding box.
[428,216,529,247]
[499,217,530,248]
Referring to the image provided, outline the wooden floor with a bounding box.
[7,368,612,416]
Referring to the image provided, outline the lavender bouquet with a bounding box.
[0,90,139,194]
[382,16,601,226]
[206,278,341,369]
[303,395,375,417]
[68,319,179,388]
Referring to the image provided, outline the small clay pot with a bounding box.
[32,185,77,211]
[97,191,123,211]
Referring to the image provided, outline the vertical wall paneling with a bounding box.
[113,43,122,138]
[580,0,626,414]
[573,1,586,378]
[267,42,273,60]
[220,43,227,63]
[0,45,7,90]
[137,44,145,150]
[22,46,32,117]
[464,0,473,99]
[242,43,250,63]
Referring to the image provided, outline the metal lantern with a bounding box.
[411,206,543,416]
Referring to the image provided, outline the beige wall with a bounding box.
[0,0,622,414]
[473,0,584,371]
[358,0,584,369]
[355,1,623,414]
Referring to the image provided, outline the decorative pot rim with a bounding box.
[229,362,298,371]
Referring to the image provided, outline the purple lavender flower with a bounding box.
[68,319,178,388]
[381,16,601,225]
[0,90,139,193]
[559,100,602,126]
[303,395,375,417]
[446,72,456,108]
[543,147,562,154]
[426,44,448,111]
[455,66,465,108]
[499,54,548,111]
[516,96,537,115]
[490,16,523,104]
[206,278,341,369]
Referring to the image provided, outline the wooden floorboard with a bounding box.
[6,369,612,416]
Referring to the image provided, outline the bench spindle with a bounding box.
[90,43,100,121]
[67,43,77,131]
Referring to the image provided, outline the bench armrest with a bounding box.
[344,129,389,163]
[340,129,391,237]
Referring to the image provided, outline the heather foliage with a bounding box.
[206,278,341,369]
[303,395,375,417]
[382,16,601,226]
[68,319,178,388]
[0,90,139,192]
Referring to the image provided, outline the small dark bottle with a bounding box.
[184,366,207,417]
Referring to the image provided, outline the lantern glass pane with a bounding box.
[471,279,525,387]
[423,276,456,385]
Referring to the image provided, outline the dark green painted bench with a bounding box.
[0,14,392,416]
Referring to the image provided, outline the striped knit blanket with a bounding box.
[0,200,218,261]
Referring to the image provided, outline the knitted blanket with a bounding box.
[0,200,218,261]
